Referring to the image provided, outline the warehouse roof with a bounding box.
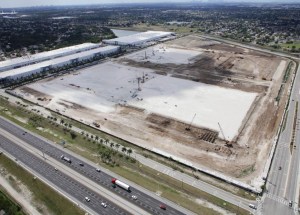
[103,31,174,45]
[0,43,100,71]
[0,45,119,79]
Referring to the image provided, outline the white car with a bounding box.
[101,202,107,208]
[96,168,101,172]
[131,195,137,200]
[85,197,90,202]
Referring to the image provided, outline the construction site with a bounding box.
[13,35,296,190]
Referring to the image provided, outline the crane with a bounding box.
[218,122,232,147]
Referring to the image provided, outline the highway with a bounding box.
[0,131,129,215]
[260,62,300,215]
[0,116,191,215]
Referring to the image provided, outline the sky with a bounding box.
[0,0,298,8]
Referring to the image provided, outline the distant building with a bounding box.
[0,45,120,84]
[103,31,175,46]
[0,43,100,72]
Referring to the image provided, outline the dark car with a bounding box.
[160,204,166,210]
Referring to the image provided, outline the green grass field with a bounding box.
[280,42,300,49]
[0,188,27,215]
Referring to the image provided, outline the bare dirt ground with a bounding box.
[0,166,48,215]
[14,35,295,186]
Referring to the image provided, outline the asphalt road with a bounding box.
[0,133,128,215]
[260,62,300,215]
[0,116,190,215]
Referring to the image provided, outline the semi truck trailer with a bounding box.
[111,178,130,191]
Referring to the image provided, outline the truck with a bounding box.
[61,155,72,163]
[111,178,130,191]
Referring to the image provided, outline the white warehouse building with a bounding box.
[0,43,100,72]
[103,31,175,46]
[0,45,120,83]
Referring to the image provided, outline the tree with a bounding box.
[95,136,99,141]
[104,139,109,145]
[110,142,114,148]
[115,143,120,151]
[121,147,127,154]
[60,119,64,124]
[127,148,132,157]
[70,132,77,139]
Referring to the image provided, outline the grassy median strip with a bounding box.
[0,154,84,215]
[0,96,250,214]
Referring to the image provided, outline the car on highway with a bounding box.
[249,204,257,210]
[61,155,72,163]
[79,162,84,166]
[54,167,58,171]
[279,166,282,170]
[101,202,107,208]
[85,197,90,202]
[96,168,101,172]
[160,204,166,210]
[132,195,137,200]
[289,201,293,207]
